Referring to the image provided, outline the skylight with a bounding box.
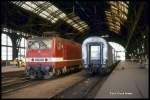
[11,1,89,33]
[105,1,129,34]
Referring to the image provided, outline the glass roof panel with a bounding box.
[37,1,45,4]
[39,13,47,18]
[42,11,49,16]
[48,5,58,12]
[25,2,37,8]
[66,19,73,24]
[108,23,114,26]
[11,1,89,33]
[73,24,78,27]
[59,13,66,18]
[105,1,129,34]
[111,5,118,10]
[21,4,33,11]
[73,16,80,21]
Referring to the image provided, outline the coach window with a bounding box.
[1,33,13,60]
[18,37,27,60]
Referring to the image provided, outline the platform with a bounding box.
[2,65,25,73]
[2,65,25,77]
[95,61,149,98]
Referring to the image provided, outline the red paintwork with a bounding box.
[26,36,82,69]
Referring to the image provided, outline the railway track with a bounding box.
[2,70,83,95]
[50,63,119,99]
[2,76,60,94]
[2,76,35,94]
[51,74,108,98]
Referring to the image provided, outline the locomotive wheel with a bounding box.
[29,70,37,79]
[60,69,63,75]
[66,68,69,74]
[57,69,60,75]
[44,72,54,79]
[56,69,61,76]
[44,75,49,79]
[70,67,73,73]
[30,74,36,79]
[63,67,67,74]
[68,68,71,74]
[36,71,43,79]
[76,65,81,72]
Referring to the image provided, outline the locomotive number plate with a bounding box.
[34,58,44,61]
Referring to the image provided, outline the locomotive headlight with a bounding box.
[31,58,34,61]
[45,58,48,62]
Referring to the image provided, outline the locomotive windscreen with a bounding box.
[27,39,52,50]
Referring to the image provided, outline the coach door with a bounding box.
[87,43,103,65]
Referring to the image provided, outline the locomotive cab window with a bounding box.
[28,39,52,50]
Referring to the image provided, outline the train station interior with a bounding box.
[1,1,149,99]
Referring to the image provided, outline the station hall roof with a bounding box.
[1,1,148,47]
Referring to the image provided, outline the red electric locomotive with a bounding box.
[26,36,83,79]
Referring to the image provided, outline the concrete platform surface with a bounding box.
[2,65,25,73]
[95,61,149,98]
